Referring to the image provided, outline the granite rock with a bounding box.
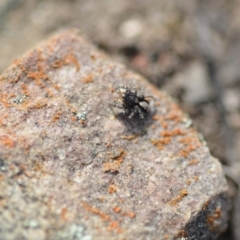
[0,30,230,240]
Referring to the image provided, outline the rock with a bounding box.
[0,30,230,240]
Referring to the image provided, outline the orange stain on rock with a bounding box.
[167,189,188,207]
[27,100,47,111]
[82,202,123,234]
[52,53,80,71]
[20,83,29,96]
[0,135,15,148]
[106,221,122,234]
[188,159,199,165]
[108,184,117,194]
[123,211,136,218]
[52,110,63,122]
[82,202,111,222]
[61,207,68,221]
[82,74,94,84]
[113,206,121,213]
[103,150,126,173]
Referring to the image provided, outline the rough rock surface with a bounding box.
[0,30,230,240]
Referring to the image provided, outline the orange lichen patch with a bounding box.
[151,124,156,130]
[165,112,182,122]
[161,137,171,145]
[65,53,80,71]
[152,115,161,121]
[28,74,47,87]
[98,197,105,202]
[161,121,168,129]
[113,206,121,213]
[79,120,87,126]
[171,128,187,136]
[186,179,191,185]
[20,83,30,96]
[0,93,13,108]
[18,51,49,90]
[164,234,170,240]
[0,175,4,181]
[167,189,188,207]
[194,176,199,181]
[103,150,126,173]
[178,136,201,157]
[51,110,63,122]
[160,128,186,138]
[152,115,168,129]
[9,92,16,97]
[106,142,112,148]
[33,162,43,172]
[7,67,22,83]
[82,74,94,84]
[178,145,197,157]
[103,162,119,173]
[179,136,199,145]
[164,104,183,123]
[64,99,77,113]
[52,53,80,71]
[91,54,96,61]
[61,207,68,221]
[106,221,122,234]
[53,83,60,91]
[27,100,48,111]
[27,57,48,81]
[121,134,138,140]
[151,128,185,149]
[188,159,199,165]
[0,135,15,148]
[151,137,171,150]
[108,184,117,194]
[45,88,53,98]
[161,131,172,137]
[82,200,123,233]
[71,116,78,122]
[82,202,111,222]
[109,87,114,93]
[151,139,164,150]
[122,211,136,218]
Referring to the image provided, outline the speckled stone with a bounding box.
[0,30,230,240]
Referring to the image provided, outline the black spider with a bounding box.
[111,86,151,119]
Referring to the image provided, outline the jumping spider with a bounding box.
[111,86,151,119]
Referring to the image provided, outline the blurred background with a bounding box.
[0,0,239,239]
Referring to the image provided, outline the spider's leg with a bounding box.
[143,95,155,103]
[136,105,145,119]
[120,104,129,115]
[111,101,130,115]
[116,86,128,93]
[142,98,149,104]
[110,100,124,109]
[128,109,136,119]
[138,104,147,113]
[128,105,140,119]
